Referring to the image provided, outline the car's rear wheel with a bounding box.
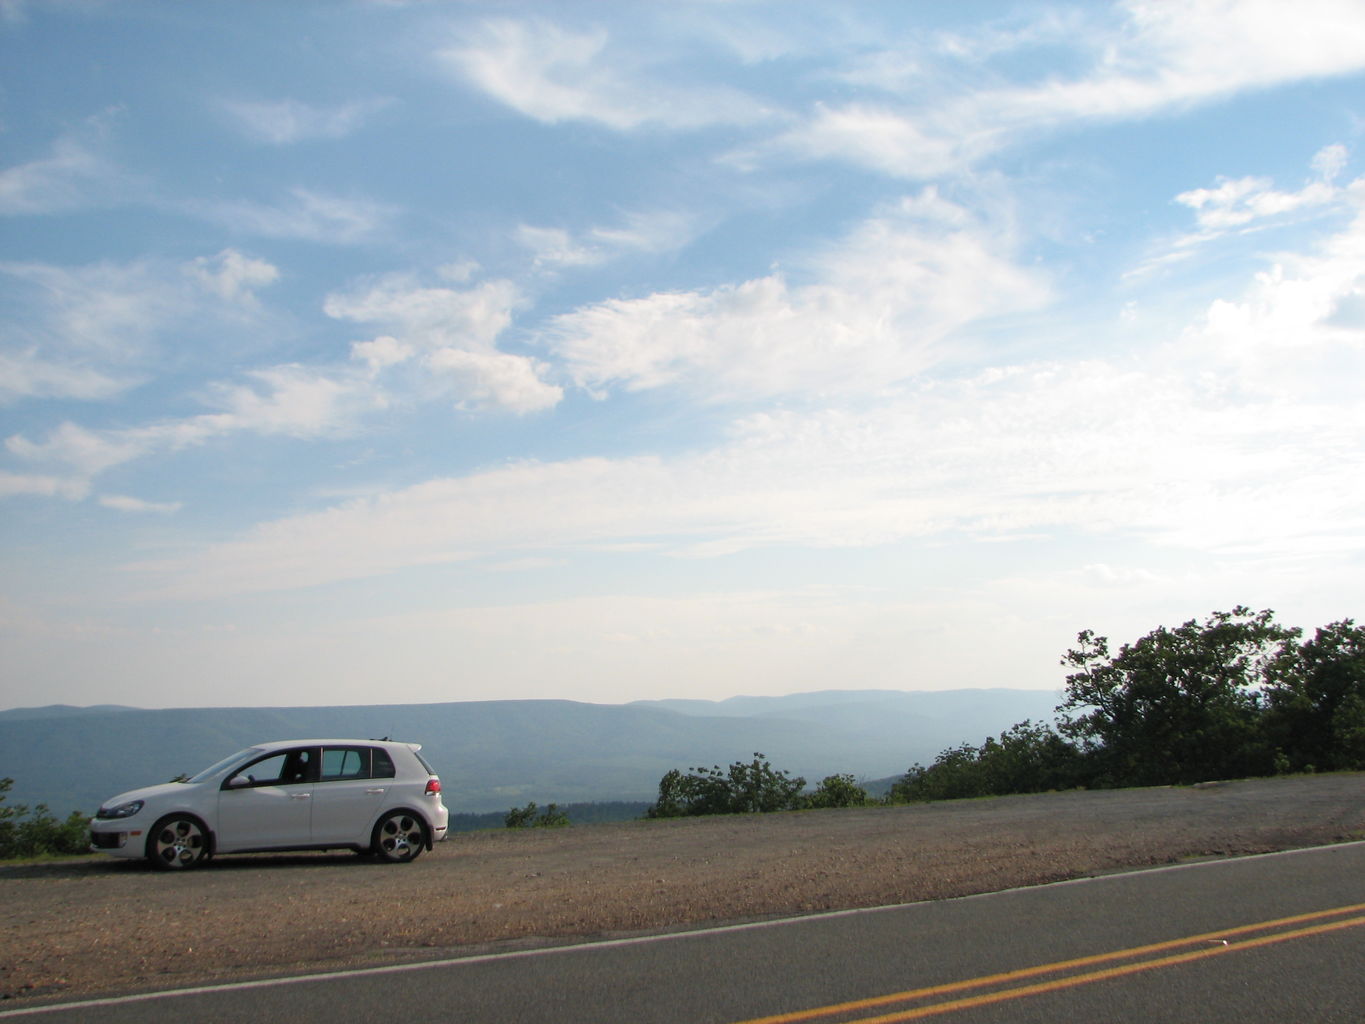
[147,814,209,870]
[372,810,425,863]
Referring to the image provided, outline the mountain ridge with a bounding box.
[0,689,1061,815]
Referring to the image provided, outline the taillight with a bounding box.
[425,778,441,795]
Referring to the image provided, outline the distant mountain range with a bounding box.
[0,689,1061,815]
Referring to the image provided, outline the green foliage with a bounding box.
[1056,607,1298,786]
[647,753,806,818]
[895,608,1365,803]
[504,801,570,828]
[1262,619,1365,772]
[889,720,1083,803]
[0,778,90,860]
[807,773,870,809]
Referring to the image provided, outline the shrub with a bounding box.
[647,753,806,818]
[0,778,90,859]
[808,774,869,808]
[504,801,570,828]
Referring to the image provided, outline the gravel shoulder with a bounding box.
[3,774,1363,1004]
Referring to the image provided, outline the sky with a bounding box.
[2,0,1364,711]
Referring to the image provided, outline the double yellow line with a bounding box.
[731,902,1365,1023]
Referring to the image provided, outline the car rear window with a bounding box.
[410,749,435,775]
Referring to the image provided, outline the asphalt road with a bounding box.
[5,841,1363,1023]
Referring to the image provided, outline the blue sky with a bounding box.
[2,0,1364,710]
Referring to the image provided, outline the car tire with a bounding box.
[147,814,210,870]
[371,810,426,863]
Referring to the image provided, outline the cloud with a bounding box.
[118,340,1365,601]
[791,103,992,180]
[200,365,381,438]
[760,0,1365,179]
[5,364,383,496]
[187,188,392,243]
[326,272,562,413]
[441,17,777,130]
[113,185,1365,600]
[325,274,520,348]
[545,189,1049,400]
[424,348,562,413]
[221,97,391,144]
[185,249,280,304]
[0,349,127,403]
[6,420,149,476]
[0,111,129,214]
[517,209,700,270]
[1178,183,1365,396]
[1174,146,1351,234]
[0,470,87,501]
[1126,147,1362,279]
[515,225,601,269]
[0,250,281,403]
[0,259,180,359]
[1118,0,1365,93]
[98,494,182,514]
[351,335,414,375]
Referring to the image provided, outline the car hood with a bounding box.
[100,781,199,810]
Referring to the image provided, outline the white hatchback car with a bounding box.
[89,739,449,869]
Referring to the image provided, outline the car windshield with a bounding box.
[184,747,263,784]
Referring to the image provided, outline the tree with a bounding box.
[1263,619,1365,772]
[888,720,1083,803]
[978,720,1085,795]
[1057,607,1299,786]
[646,754,806,818]
[890,743,990,803]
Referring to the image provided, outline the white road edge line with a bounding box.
[3,839,1361,1018]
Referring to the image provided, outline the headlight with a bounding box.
[97,800,144,820]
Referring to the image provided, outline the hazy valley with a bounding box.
[0,688,1059,815]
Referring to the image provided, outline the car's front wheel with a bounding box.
[147,814,210,870]
[371,810,426,863]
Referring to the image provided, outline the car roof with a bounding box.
[249,738,422,752]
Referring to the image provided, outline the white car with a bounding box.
[89,739,449,869]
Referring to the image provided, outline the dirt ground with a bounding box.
[3,773,1363,1004]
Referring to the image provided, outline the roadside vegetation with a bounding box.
[895,607,1365,802]
[0,778,90,859]
[7,606,1362,854]
[504,801,571,828]
[644,754,871,818]
[644,607,1365,817]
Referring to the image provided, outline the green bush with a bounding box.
[647,753,806,818]
[0,778,90,859]
[808,774,869,808]
[889,721,1086,804]
[504,801,570,828]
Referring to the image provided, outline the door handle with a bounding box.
[364,788,386,795]
[290,792,310,800]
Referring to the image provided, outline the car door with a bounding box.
[215,747,317,851]
[309,745,391,845]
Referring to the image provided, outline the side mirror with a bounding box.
[227,774,250,789]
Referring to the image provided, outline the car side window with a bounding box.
[372,747,396,779]
[320,746,371,781]
[235,748,314,787]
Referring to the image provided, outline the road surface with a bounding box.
[4,841,1363,1022]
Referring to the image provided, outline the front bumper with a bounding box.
[89,821,146,858]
